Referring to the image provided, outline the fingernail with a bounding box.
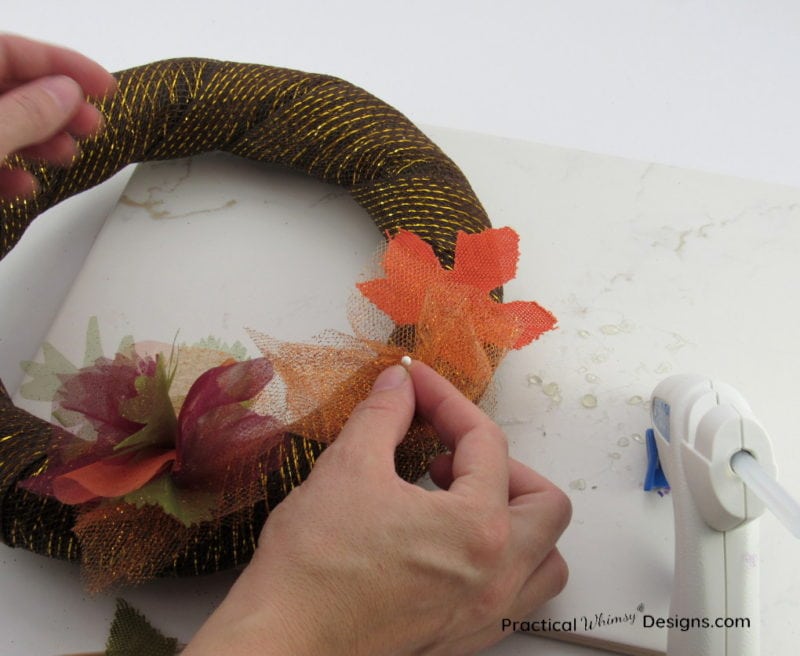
[39,75,80,112]
[93,111,106,134]
[372,365,409,392]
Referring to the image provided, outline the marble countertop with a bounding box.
[3,126,800,655]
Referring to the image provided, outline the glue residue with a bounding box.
[526,374,543,387]
[527,376,562,404]
[542,382,562,403]
[580,394,598,408]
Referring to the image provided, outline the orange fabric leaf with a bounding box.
[52,448,176,504]
[357,228,556,350]
[357,231,442,324]
[451,227,520,291]
[382,229,441,276]
[356,277,420,324]
[499,300,558,348]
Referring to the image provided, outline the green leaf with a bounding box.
[123,475,214,527]
[83,315,104,367]
[117,334,135,358]
[19,342,78,402]
[106,598,179,656]
[116,355,178,452]
[52,407,96,439]
[190,335,249,361]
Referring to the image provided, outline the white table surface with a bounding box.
[3,3,800,655]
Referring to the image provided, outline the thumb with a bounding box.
[0,75,82,156]
[334,364,415,467]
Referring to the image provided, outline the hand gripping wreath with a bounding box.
[0,59,556,590]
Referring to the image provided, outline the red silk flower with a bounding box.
[20,353,279,525]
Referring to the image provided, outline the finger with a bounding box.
[430,453,562,499]
[507,457,563,501]
[65,102,105,138]
[0,75,83,156]
[428,452,454,490]
[513,547,570,615]
[508,486,572,572]
[409,360,508,504]
[0,33,117,98]
[434,450,571,578]
[408,360,495,446]
[18,131,78,165]
[0,167,37,200]
[331,364,415,474]
[14,104,105,164]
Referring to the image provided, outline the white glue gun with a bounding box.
[645,374,800,656]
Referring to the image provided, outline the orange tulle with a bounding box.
[357,228,556,351]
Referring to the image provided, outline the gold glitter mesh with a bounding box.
[0,59,499,585]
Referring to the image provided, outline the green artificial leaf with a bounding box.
[52,407,97,439]
[116,355,179,452]
[19,316,104,403]
[117,334,135,358]
[106,598,180,656]
[190,335,249,361]
[123,475,214,527]
[19,341,78,401]
[83,315,104,366]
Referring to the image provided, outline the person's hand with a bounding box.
[0,34,117,200]
[185,360,571,656]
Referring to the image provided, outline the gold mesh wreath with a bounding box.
[0,59,496,578]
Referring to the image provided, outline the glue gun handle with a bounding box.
[669,487,759,656]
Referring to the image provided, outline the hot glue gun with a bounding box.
[644,374,800,656]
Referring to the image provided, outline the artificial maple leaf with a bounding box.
[357,227,556,350]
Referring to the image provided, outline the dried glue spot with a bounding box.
[627,395,644,406]
[617,436,630,447]
[580,394,598,409]
[569,478,587,491]
[585,373,599,383]
[667,333,690,352]
[526,374,542,386]
[600,324,620,335]
[542,382,562,403]
[609,452,621,460]
[578,330,591,338]
[632,433,644,443]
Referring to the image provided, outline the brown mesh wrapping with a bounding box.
[0,59,497,583]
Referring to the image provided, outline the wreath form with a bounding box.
[0,59,501,579]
